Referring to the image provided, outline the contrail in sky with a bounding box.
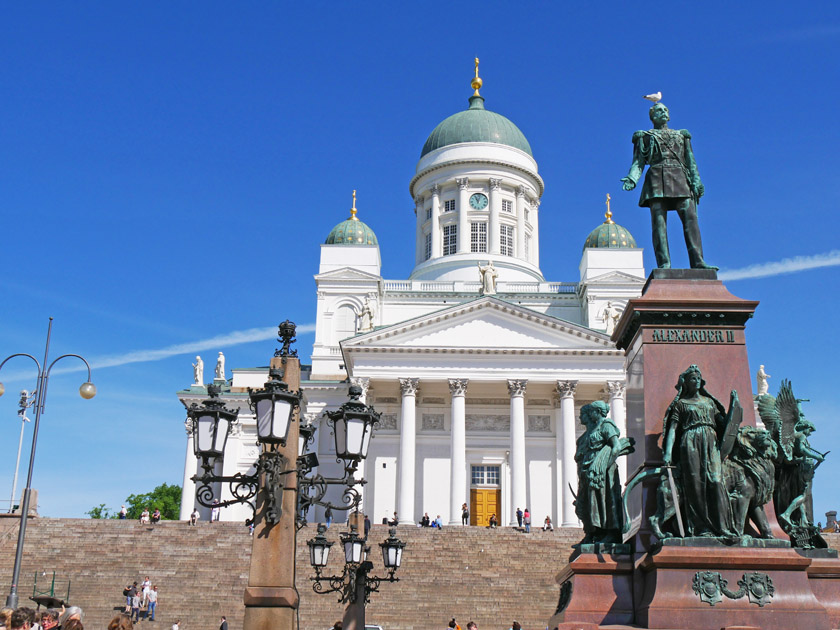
[5,324,316,381]
[719,250,840,281]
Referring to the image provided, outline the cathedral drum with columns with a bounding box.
[176,63,647,527]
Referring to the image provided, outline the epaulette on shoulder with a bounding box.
[632,130,645,141]
[680,129,692,139]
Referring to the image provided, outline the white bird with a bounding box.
[643,92,662,103]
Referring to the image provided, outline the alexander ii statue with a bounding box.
[621,100,717,270]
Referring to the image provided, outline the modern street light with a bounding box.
[185,320,389,630]
[307,524,406,630]
[9,390,34,513]
[0,318,96,608]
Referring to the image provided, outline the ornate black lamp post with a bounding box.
[307,524,406,630]
[185,321,391,630]
[0,318,96,608]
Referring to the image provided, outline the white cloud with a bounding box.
[719,250,840,281]
[3,324,316,381]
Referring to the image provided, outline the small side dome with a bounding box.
[325,191,379,246]
[583,195,637,249]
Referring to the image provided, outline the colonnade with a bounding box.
[386,377,626,527]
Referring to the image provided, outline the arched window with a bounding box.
[334,304,357,344]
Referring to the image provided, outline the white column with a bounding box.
[516,186,526,260]
[557,380,578,526]
[397,378,419,525]
[430,184,441,259]
[489,178,501,255]
[350,377,370,520]
[415,195,424,265]
[607,381,628,486]
[180,420,197,520]
[456,177,470,253]
[448,378,468,525]
[531,199,540,267]
[553,396,564,527]
[508,379,527,526]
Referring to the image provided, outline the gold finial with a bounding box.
[471,57,483,96]
[350,189,359,220]
[604,193,614,224]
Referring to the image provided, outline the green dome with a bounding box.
[325,216,378,246]
[583,220,637,250]
[421,96,533,158]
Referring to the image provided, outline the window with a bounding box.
[426,207,432,221]
[444,199,456,213]
[525,234,531,260]
[471,465,501,486]
[443,224,457,256]
[334,305,357,343]
[470,222,487,253]
[424,232,431,261]
[502,199,513,213]
[500,225,514,256]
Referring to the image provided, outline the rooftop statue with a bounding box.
[192,355,204,385]
[621,97,717,270]
[574,400,635,543]
[758,379,829,548]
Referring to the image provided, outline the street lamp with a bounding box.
[0,318,96,608]
[186,320,387,630]
[308,524,406,630]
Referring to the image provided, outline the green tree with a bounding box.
[124,483,182,520]
[86,503,114,519]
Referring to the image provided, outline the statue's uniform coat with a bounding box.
[626,128,702,207]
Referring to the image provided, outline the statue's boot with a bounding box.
[682,206,719,270]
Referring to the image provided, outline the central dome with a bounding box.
[420,95,533,158]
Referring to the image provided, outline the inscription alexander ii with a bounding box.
[651,328,736,343]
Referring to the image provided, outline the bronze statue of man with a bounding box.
[621,102,717,270]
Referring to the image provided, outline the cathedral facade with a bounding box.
[177,70,646,527]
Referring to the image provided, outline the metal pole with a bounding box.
[6,318,53,609]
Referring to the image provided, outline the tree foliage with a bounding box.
[86,503,115,519]
[124,483,182,520]
[87,483,182,520]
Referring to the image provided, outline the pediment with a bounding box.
[315,267,382,282]
[342,297,612,352]
[585,270,645,284]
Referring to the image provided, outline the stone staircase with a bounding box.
[0,519,583,630]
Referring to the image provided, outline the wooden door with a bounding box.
[470,488,501,526]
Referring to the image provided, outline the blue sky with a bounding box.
[1,3,838,522]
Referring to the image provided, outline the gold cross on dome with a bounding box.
[350,190,358,220]
[604,193,614,223]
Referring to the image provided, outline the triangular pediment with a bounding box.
[585,270,645,284]
[342,297,613,352]
[315,267,382,282]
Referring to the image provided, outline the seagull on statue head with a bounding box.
[643,92,662,103]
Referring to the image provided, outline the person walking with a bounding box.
[461,503,469,526]
[324,506,333,528]
[124,582,137,613]
[147,586,158,621]
[130,589,141,622]
[171,620,180,630]
[523,508,531,533]
[119,506,127,520]
[141,577,151,606]
[364,514,371,538]
[516,507,523,528]
[190,508,199,526]
[219,616,228,630]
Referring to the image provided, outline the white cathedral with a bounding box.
[177,68,646,528]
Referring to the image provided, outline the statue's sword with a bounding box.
[663,465,685,538]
